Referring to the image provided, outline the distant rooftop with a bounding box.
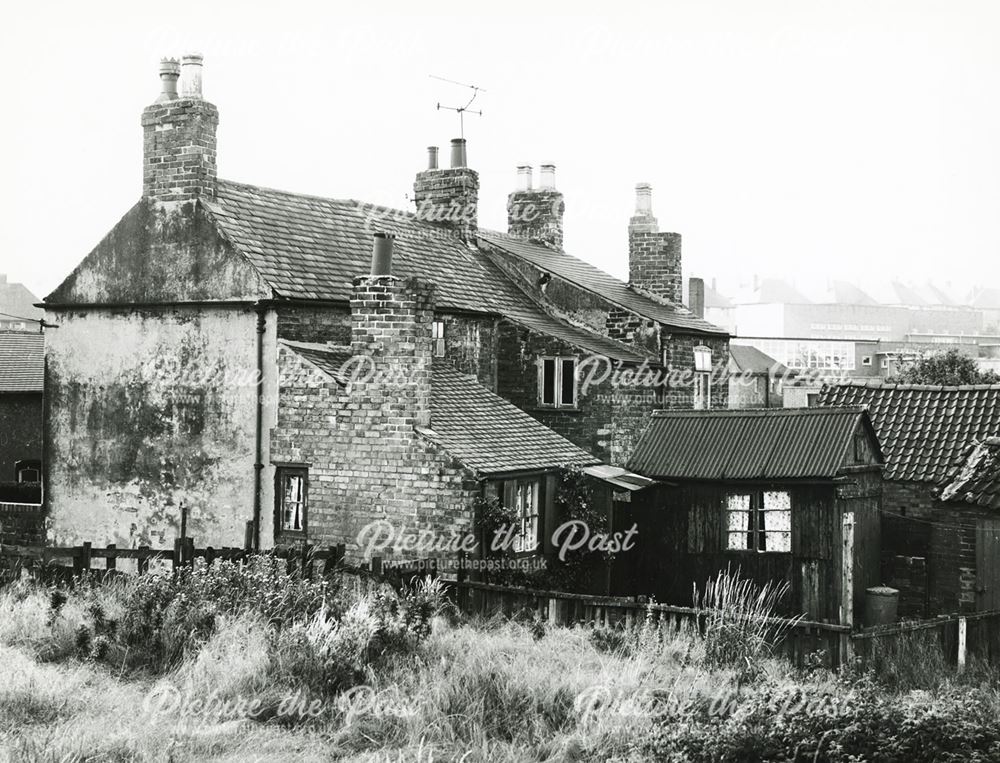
[0,275,43,326]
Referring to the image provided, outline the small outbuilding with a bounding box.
[623,407,884,623]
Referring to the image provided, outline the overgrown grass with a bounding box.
[1,564,999,761]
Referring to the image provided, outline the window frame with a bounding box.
[693,372,712,410]
[724,490,792,554]
[538,356,577,409]
[275,466,309,537]
[432,320,446,358]
[512,478,541,553]
[14,460,41,484]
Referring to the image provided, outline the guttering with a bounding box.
[252,303,266,551]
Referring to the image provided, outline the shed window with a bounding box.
[276,467,308,534]
[725,491,791,552]
[539,357,576,408]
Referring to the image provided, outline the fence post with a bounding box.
[206,546,216,567]
[138,546,150,575]
[548,597,560,626]
[172,538,182,572]
[106,543,116,573]
[840,512,855,667]
[371,556,383,577]
[958,617,968,674]
[303,544,314,579]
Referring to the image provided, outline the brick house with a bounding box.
[623,408,884,621]
[820,381,1000,616]
[41,55,727,555]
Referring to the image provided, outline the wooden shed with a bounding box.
[623,407,884,624]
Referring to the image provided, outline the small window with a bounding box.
[276,467,308,535]
[725,491,791,553]
[513,479,541,553]
[880,358,889,369]
[862,356,873,367]
[853,434,867,464]
[15,460,41,483]
[539,357,576,408]
[693,373,711,410]
[432,321,446,358]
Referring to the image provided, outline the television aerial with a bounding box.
[430,74,485,140]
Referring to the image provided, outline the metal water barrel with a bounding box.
[864,586,899,626]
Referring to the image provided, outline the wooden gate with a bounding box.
[976,519,1000,612]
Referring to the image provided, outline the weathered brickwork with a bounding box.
[142,97,218,203]
[270,277,478,559]
[628,230,682,305]
[507,189,565,249]
[495,323,660,465]
[439,315,498,391]
[276,305,352,345]
[413,168,479,242]
[660,333,731,410]
[881,480,988,614]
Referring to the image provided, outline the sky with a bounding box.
[2,0,999,304]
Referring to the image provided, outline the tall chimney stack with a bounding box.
[627,182,682,305]
[507,163,565,249]
[689,277,705,318]
[413,141,479,242]
[142,54,218,203]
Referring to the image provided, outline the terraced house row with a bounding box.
[40,55,728,555]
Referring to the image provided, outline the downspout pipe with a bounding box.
[253,304,266,551]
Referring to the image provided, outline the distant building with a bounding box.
[728,344,788,408]
[0,275,43,332]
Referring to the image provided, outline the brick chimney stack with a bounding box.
[141,54,218,204]
[413,139,479,242]
[350,268,435,429]
[689,277,705,318]
[628,183,682,305]
[507,163,565,249]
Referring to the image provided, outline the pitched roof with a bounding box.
[729,344,788,375]
[0,332,44,393]
[818,381,1000,485]
[428,364,600,475]
[207,181,648,364]
[0,278,43,323]
[478,232,728,336]
[278,341,599,476]
[628,407,879,481]
[940,438,1000,510]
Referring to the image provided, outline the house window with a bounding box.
[15,460,41,483]
[432,321,446,358]
[880,358,889,369]
[512,479,541,553]
[694,373,711,410]
[539,357,576,408]
[862,356,873,367]
[276,467,308,534]
[725,491,791,552]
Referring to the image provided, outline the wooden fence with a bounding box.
[2,540,998,671]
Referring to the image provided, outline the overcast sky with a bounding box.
[2,0,999,303]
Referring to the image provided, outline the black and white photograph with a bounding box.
[3,1,1000,760]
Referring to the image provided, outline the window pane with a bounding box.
[727,532,749,550]
[725,494,751,550]
[560,359,576,406]
[764,531,791,552]
[541,359,556,405]
[763,491,790,511]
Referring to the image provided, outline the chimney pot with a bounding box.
[180,52,204,99]
[427,146,439,170]
[450,138,467,168]
[635,182,653,215]
[516,165,533,192]
[370,233,395,276]
[539,164,556,190]
[156,58,181,102]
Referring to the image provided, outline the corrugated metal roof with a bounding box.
[628,407,878,480]
[478,232,728,336]
[820,381,1000,485]
[0,332,44,393]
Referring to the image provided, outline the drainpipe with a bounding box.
[253,305,266,551]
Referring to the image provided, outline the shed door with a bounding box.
[976,520,1000,612]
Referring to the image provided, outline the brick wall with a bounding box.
[0,502,45,546]
[141,97,218,203]
[439,315,498,390]
[628,230,682,305]
[270,276,478,559]
[661,333,731,410]
[881,480,987,614]
[276,305,352,345]
[507,189,565,249]
[413,168,479,242]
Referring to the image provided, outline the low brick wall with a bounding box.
[0,502,45,546]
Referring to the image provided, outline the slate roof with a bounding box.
[207,180,648,364]
[428,364,600,475]
[628,407,879,481]
[819,381,1000,485]
[0,332,44,393]
[940,438,1000,510]
[729,345,789,376]
[278,341,599,476]
[478,232,728,336]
